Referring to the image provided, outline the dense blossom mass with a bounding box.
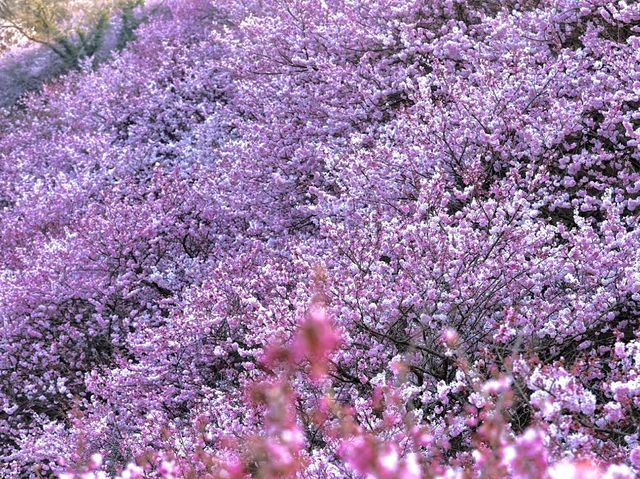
[1,0,640,477]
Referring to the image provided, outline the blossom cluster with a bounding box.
[0,0,639,477]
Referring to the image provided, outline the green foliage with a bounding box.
[0,0,67,43]
[78,12,108,57]
[116,0,144,51]
[0,0,145,68]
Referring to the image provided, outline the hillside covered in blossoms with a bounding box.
[1,0,640,477]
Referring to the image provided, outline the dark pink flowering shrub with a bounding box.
[1,0,640,477]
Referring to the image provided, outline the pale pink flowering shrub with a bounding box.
[0,0,639,477]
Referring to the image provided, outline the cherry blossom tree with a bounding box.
[0,0,639,477]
